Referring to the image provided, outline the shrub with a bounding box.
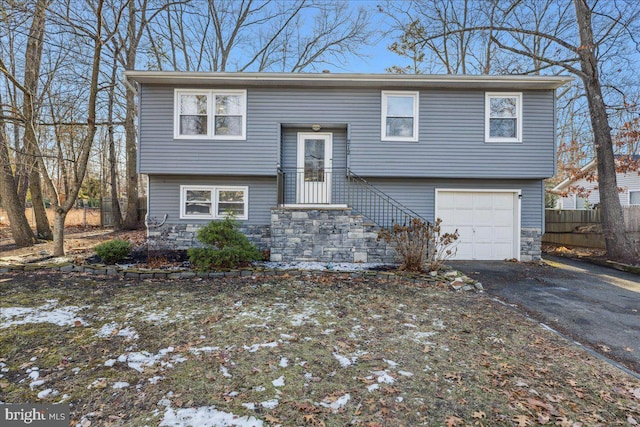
[188,217,262,270]
[95,239,132,264]
[378,217,459,273]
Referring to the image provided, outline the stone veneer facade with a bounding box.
[269,208,397,263]
[146,222,271,252]
[520,228,542,262]
[145,212,542,263]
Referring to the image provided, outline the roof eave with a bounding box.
[124,71,572,90]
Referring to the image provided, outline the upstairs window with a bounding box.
[381,91,419,142]
[175,89,246,140]
[485,93,522,143]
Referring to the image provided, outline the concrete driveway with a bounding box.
[452,255,640,375]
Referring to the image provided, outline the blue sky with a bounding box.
[322,1,407,73]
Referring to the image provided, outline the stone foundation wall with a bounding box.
[146,221,271,252]
[520,228,542,261]
[270,208,397,263]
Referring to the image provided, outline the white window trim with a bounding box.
[215,186,249,220]
[381,90,419,142]
[180,185,249,220]
[485,92,523,143]
[174,89,247,140]
[629,189,640,206]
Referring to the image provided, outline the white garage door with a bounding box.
[436,190,519,260]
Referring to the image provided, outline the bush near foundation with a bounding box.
[188,218,262,270]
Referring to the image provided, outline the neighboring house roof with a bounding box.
[124,71,572,90]
[552,155,640,192]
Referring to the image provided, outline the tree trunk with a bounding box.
[574,0,637,262]
[52,208,66,256]
[122,0,139,230]
[122,85,139,229]
[28,167,52,239]
[23,0,53,240]
[107,51,122,230]
[0,118,36,247]
[50,0,104,257]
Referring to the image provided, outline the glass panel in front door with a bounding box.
[304,139,325,182]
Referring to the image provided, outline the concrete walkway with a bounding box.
[452,255,640,375]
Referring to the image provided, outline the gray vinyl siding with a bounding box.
[148,175,276,225]
[148,175,543,229]
[364,178,544,229]
[280,127,347,170]
[139,85,555,179]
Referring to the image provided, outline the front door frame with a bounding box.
[296,132,333,205]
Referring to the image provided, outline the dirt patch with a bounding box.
[0,228,145,259]
[0,271,638,426]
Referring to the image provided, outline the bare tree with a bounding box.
[0,90,36,246]
[0,0,53,241]
[22,0,53,240]
[389,0,639,262]
[147,0,372,72]
[38,0,110,256]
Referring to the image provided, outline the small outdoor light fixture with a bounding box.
[311,124,321,132]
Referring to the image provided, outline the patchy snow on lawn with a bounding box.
[0,300,88,328]
[243,342,278,353]
[260,399,279,409]
[160,405,263,427]
[319,393,351,413]
[371,370,396,384]
[96,322,139,340]
[333,350,367,368]
[261,261,391,272]
[189,346,220,355]
[272,376,285,387]
[114,347,186,373]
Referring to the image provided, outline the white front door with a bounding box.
[297,132,332,204]
[436,190,520,260]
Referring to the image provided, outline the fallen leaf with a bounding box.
[74,320,83,327]
[538,413,551,424]
[445,415,462,426]
[512,414,531,426]
[472,411,486,419]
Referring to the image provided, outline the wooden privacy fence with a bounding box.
[543,207,640,249]
[0,207,101,228]
[100,197,147,227]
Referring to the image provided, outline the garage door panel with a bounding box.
[455,241,473,260]
[473,194,494,209]
[438,193,457,209]
[436,191,518,261]
[474,226,494,241]
[474,210,495,226]
[493,243,515,259]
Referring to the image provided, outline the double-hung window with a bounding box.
[381,91,419,142]
[485,93,522,143]
[180,185,248,220]
[175,89,246,140]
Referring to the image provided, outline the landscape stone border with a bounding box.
[0,261,484,291]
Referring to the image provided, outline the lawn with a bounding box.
[0,270,638,426]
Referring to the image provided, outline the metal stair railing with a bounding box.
[346,169,430,229]
[276,167,430,229]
